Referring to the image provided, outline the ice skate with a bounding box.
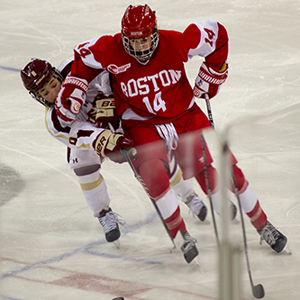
[97,207,125,242]
[180,231,198,263]
[257,221,287,253]
[185,193,207,221]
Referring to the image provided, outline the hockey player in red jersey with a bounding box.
[20,57,208,249]
[55,4,287,261]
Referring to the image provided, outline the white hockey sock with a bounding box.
[237,183,257,213]
[211,190,222,214]
[77,171,110,216]
[170,168,194,199]
[156,189,179,219]
[211,184,257,214]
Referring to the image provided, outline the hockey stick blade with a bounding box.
[252,283,265,299]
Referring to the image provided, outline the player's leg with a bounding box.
[68,147,124,242]
[230,164,287,252]
[169,159,207,221]
[125,123,198,262]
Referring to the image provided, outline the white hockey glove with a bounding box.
[193,62,228,99]
[55,76,88,122]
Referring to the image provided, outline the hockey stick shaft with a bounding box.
[204,94,214,129]
[121,149,176,248]
[204,94,264,298]
[201,94,219,246]
[200,132,219,247]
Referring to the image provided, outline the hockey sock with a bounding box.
[77,171,110,216]
[238,183,267,229]
[164,206,186,238]
[246,200,267,230]
[156,190,186,238]
[170,167,194,199]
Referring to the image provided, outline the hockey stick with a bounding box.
[204,93,265,299]
[204,94,214,129]
[200,132,219,247]
[121,148,176,248]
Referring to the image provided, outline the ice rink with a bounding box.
[1,0,300,299]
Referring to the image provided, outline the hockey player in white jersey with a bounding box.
[21,57,133,243]
[20,57,211,245]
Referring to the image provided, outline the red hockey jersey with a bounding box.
[71,19,228,124]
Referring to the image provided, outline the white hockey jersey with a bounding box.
[45,56,112,148]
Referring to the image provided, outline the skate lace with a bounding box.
[186,194,204,218]
[259,222,279,246]
[181,233,197,253]
[98,211,126,233]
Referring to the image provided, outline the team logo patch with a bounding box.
[107,63,131,74]
[73,102,81,113]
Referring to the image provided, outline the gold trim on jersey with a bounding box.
[45,107,69,141]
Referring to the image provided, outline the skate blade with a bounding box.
[283,244,292,255]
[113,240,121,249]
[191,256,202,270]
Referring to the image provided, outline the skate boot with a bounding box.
[185,193,207,221]
[97,207,125,242]
[180,231,198,263]
[257,221,287,253]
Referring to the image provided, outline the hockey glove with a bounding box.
[95,95,119,130]
[93,130,134,163]
[193,62,228,99]
[55,76,88,122]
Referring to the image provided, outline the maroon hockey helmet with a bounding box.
[21,59,54,93]
[121,4,159,63]
[21,58,63,107]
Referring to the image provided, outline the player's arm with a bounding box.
[183,19,229,99]
[55,38,105,121]
[45,107,71,146]
[68,121,133,163]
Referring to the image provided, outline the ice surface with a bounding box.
[1,0,300,299]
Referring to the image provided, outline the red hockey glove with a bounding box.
[193,62,228,99]
[55,76,88,122]
[93,130,134,163]
[95,95,119,130]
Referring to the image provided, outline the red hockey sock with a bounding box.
[246,200,267,230]
[164,206,186,238]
